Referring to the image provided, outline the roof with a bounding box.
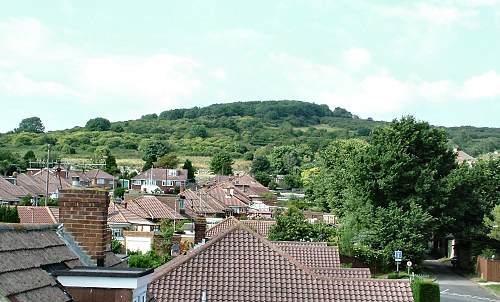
[0,178,30,202]
[132,168,188,181]
[126,195,184,220]
[149,223,413,302]
[456,150,476,164]
[108,201,155,225]
[54,266,153,278]
[85,169,117,180]
[30,171,72,193]
[17,206,58,224]
[206,216,276,238]
[179,189,227,216]
[13,174,48,196]
[205,184,249,208]
[272,241,341,268]
[312,267,372,279]
[0,224,80,302]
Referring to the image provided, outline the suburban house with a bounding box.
[131,168,188,193]
[16,206,59,224]
[107,201,156,254]
[148,222,413,301]
[203,183,250,215]
[178,189,227,218]
[0,189,160,302]
[0,177,30,204]
[123,195,184,225]
[454,147,477,166]
[205,216,276,238]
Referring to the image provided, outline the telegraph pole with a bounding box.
[45,144,51,206]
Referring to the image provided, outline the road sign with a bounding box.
[407,261,412,267]
[394,250,403,261]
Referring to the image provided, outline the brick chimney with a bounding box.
[59,189,110,267]
[194,217,207,244]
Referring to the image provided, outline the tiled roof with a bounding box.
[30,171,72,193]
[206,216,276,238]
[272,241,341,268]
[180,189,227,216]
[132,168,188,182]
[85,169,117,180]
[0,178,30,201]
[312,267,372,279]
[17,206,58,224]
[126,195,183,220]
[0,224,80,302]
[149,223,413,302]
[108,201,155,225]
[14,174,47,196]
[205,184,249,208]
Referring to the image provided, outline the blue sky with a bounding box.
[0,0,499,132]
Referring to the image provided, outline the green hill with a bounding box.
[1,100,499,169]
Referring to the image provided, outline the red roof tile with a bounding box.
[206,217,276,238]
[149,223,413,302]
[272,241,341,268]
[17,206,58,224]
[126,195,183,220]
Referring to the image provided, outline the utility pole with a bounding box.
[45,144,51,206]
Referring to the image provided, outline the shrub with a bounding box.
[0,206,20,223]
[411,279,440,302]
[111,239,123,254]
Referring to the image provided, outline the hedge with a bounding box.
[0,206,20,223]
[412,279,440,302]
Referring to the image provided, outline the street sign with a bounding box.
[394,250,403,261]
[407,261,412,267]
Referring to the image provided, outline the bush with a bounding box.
[412,279,440,302]
[111,239,123,254]
[0,206,20,223]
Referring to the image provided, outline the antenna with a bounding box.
[45,144,51,206]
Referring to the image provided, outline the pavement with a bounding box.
[423,259,500,302]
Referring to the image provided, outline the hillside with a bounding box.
[1,100,499,169]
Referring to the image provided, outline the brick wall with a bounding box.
[59,189,110,266]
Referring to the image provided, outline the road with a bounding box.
[423,259,500,302]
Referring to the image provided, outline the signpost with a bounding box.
[394,250,403,276]
[407,261,412,278]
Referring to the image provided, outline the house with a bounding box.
[177,189,227,218]
[148,222,413,301]
[80,169,118,189]
[206,216,276,238]
[455,148,477,166]
[204,183,250,215]
[131,168,188,193]
[0,188,158,302]
[0,177,31,204]
[107,201,156,254]
[16,206,59,224]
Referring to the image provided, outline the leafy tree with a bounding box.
[254,172,271,187]
[251,155,271,175]
[114,187,126,199]
[142,141,172,162]
[111,239,122,253]
[15,117,45,133]
[268,145,301,175]
[182,159,196,181]
[0,206,20,223]
[209,152,233,175]
[189,124,208,138]
[85,117,111,131]
[485,204,500,241]
[269,207,336,242]
[155,154,179,169]
[0,150,19,176]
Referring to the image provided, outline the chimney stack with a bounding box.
[59,189,110,267]
[194,217,207,244]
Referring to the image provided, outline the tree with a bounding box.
[254,172,271,187]
[182,159,196,181]
[209,152,233,175]
[268,145,301,175]
[189,124,208,138]
[22,150,37,169]
[114,187,126,199]
[85,117,111,131]
[142,141,172,163]
[93,147,120,175]
[485,204,500,241]
[268,207,336,242]
[250,155,271,175]
[0,206,20,223]
[0,150,19,176]
[16,117,45,133]
[155,154,179,169]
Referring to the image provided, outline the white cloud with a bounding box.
[419,80,455,100]
[0,71,78,97]
[0,18,49,53]
[342,48,371,69]
[374,3,470,26]
[211,68,226,80]
[459,71,500,98]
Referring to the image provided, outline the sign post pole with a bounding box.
[394,250,403,277]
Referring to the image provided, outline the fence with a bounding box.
[477,256,500,281]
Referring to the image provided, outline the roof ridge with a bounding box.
[0,223,60,232]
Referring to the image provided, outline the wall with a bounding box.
[124,231,154,254]
[65,287,132,302]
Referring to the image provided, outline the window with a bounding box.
[112,228,123,238]
[162,180,173,186]
[167,169,178,176]
[132,180,142,185]
[97,178,105,185]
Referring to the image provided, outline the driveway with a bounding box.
[423,259,500,302]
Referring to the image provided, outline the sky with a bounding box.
[0,0,499,132]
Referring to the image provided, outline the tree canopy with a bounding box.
[209,152,233,175]
[85,117,111,131]
[16,117,45,133]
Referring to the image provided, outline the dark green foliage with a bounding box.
[15,117,45,133]
[142,141,172,162]
[0,206,20,223]
[0,150,20,176]
[189,124,208,138]
[269,207,336,242]
[411,279,440,302]
[114,187,126,199]
[251,155,271,175]
[269,145,301,175]
[254,172,271,187]
[155,154,179,169]
[210,152,233,175]
[111,239,122,253]
[182,159,196,181]
[85,117,111,131]
[128,250,170,269]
